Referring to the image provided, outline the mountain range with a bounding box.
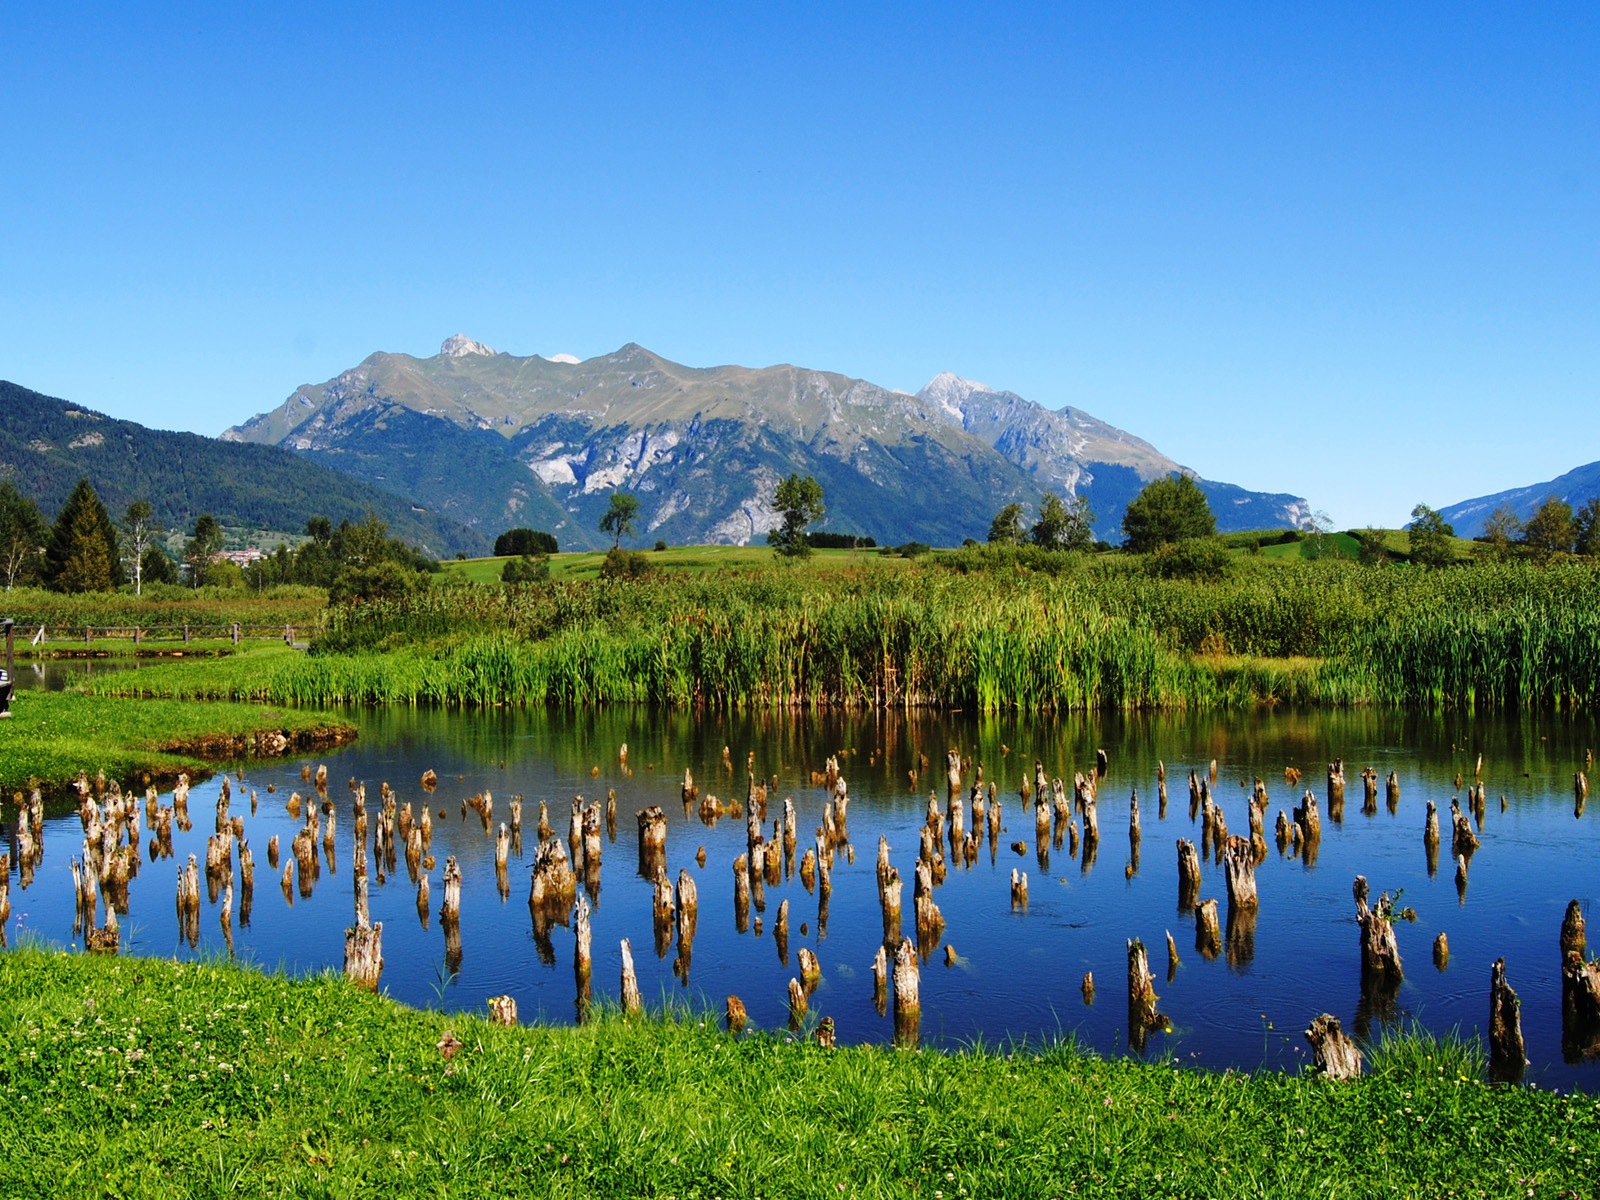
[1441,460,1600,537]
[224,336,1312,548]
[0,380,484,556]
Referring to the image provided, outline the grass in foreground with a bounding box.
[0,691,355,795]
[0,949,1593,1199]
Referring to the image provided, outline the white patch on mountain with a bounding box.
[439,334,496,358]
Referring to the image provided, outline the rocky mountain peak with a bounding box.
[439,334,496,358]
[917,371,991,414]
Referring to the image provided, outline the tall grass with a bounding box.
[95,558,1600,713]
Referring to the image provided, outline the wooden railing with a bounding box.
[22,624,311,648]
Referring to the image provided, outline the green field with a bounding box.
[443,542,903,584]
[0,949,1591,1199]
[0,691,354,795]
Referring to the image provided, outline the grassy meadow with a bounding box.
[0,691,354,795]
[82,550,1600,713]
[1,948,1594,1199]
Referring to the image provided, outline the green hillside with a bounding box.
[0,380,487,556]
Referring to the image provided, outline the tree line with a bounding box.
[0,476,437,600]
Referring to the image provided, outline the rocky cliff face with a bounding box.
[224,337,1311,547]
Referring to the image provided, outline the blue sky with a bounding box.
[3,3,1596,528]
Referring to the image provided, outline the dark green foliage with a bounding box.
[501,554,551,584]
[1121,473,1216,552]
[0,380,484,556]
[494,527,558,556]
[987,502,1025,545]
[141,545,179,585]
[0,480,48,589]
[1147,537,1231,580]
[1030,491,1094,552]
[808,531,876,549]
[1576,498,1600,557]
[46,478,122,592]
[600,492,640,550]
[1407,504,1456,567]
[767,474,826,558]
[598,548,652,579]
[1521,495,1574,561]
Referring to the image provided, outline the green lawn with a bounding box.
[0,690,354,794]
[0,949,1592,1199]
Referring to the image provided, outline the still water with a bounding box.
[10,703,1600,1089]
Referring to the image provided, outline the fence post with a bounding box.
[134,627,142,646]
[183,625,190,645]
[85,626,92,647]
[232,623,240,646]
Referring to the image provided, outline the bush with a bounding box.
[501,554,551,584]
[494,528,558,557]
[810,532,877,550]
[654,540,668,552]
[1147,538,1231,581]
[599,549,652,580]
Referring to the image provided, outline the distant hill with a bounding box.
[225,337,1311,547]
[1440,460,1600,537]
[0,380,486,556]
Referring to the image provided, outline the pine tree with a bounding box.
[46,479,120,592]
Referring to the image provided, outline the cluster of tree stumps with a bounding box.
[16,736,1600,1089]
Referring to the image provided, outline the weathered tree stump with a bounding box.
[1561,899,1587,960]
[1386,770,1400,813]
[881,865,903,947]
[1081,971,1095,1003]
[1126,937,1168,1050]
[1327,758,1346,815]
[872,943,889,1015]
[636,806,667,878]
[1433,932,1449,969]
[1166,929,1180,981]
[343,917,384,991]
[725,994,747,1034]
[1195,898,1221,960]
[1305,1013,1362,1080]
[1011,868,1028,910]
[1294,790,1321,847]
[733,854,751,934]
[1222,836,1258,912]
[1176,839,1201,914]
[1354,876,1403,986]
[620,938,643,1017]
[1488,957,1527,1084]
[1450,798,1478,859]
[1561,950,1600,1062]
[439,856,462,923]
[798,946,821,991]
[893,936,920,1046]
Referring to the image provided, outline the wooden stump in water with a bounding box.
[1305,1013,1362,1080]
[1488,957,1527,1084]
[1360,766,1379,815]
[1326,759,1345,815]
[636,805,667,878]
[1293,790,1321,847]
[1450,798,1479,859]
[439,856,461,923]
[1222,836,1258,912]
[1081,971,1094,1004]
[798,946,821,991]
[1126,937,1168,1050]
[725,994,747,1034]
[1561,899,1587,960]
[620,938,643,1017]
[1455,854,1469,901]
[1195,898,1221,960]
[343,917,383,991]
[892,937,921,1046]
[1176,839,1201,914]
[1433,932,1449,969]
[733,854,751,934]
[1166,930,1180,981]
[881,865,903,947]
[1561,949,1600,1062]
[787,978,808,1030]
[1386,770,1400,813]
[1010,868,1028,910]
[1354,876,1403,987]
[872,943,888,1015]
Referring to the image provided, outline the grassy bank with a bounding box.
[0,691,355,794]
[0,950,1591,1198]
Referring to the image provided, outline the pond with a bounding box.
[8,704,1600,1090]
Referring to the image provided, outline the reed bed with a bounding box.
[93,558,1600,713]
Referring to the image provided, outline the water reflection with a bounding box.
[6,703,1600,1090]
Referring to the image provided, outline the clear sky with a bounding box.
[3,3,1596,528]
